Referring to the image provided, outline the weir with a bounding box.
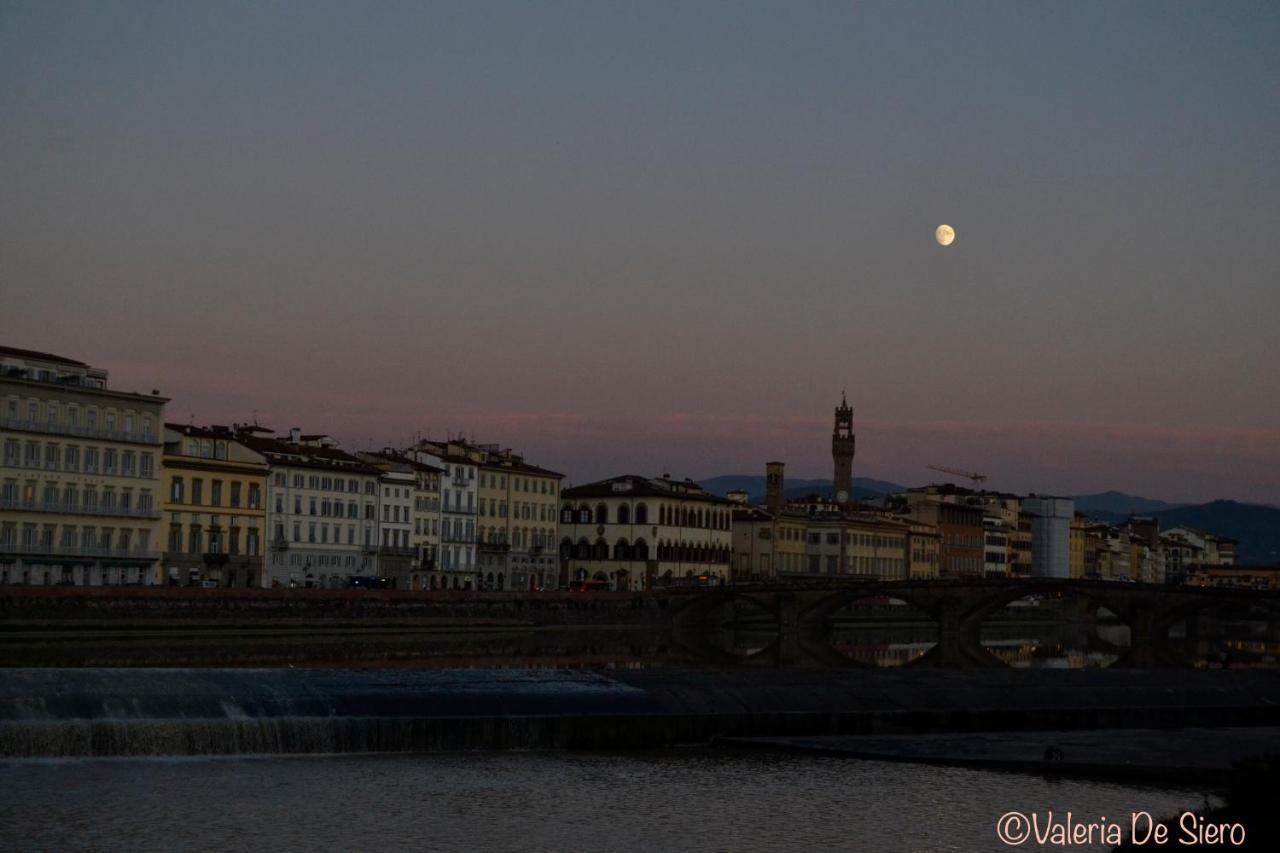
[5,667,1280,759]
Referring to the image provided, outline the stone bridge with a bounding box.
[659,578,1280,669]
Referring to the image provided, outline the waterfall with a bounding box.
[0,668,661,758]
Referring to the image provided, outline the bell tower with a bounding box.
[832,392,855,504]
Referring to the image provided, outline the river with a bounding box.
[0,749,1213,852]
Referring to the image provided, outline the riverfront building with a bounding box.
[408,440,479,589]
[899,495,984,577]
[356,452,444,591]
[477,448,562,592]
[1,346,167,586]
[406,438,562,591]
[1023,496,1075,579]
[241,428,383,588]
[161,424,267,588]
[560,474,733,590]
[356,452,417,589]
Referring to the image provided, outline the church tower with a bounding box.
[832,392,855,503]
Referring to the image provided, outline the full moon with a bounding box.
[935,224,955,246]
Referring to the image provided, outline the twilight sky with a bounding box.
[2,1,1278,502]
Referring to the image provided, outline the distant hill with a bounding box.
[1080,500,1280,566]
[697,475,905,505]
[1072,490,1185,515]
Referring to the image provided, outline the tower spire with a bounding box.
[832,392,856,504]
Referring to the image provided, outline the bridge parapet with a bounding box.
[657,578,1280,669]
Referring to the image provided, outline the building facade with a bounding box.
[1023,496,1074,579]
[1,347,167,586]
[161,424,267,588]
[243,429,383,588]
[477,448,562,592]
[409,441,479,589]
[560,474,732,590]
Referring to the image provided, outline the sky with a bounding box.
[2,1,1278,502]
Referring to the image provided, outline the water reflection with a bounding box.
[1168,607,1280,670]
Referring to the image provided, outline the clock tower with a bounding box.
[832,393,855,504]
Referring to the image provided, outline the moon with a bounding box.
[935,224,955,246]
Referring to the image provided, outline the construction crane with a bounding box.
[927,465,988,487]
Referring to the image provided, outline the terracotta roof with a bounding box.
[165,422,238,440]
[238,435,382,476]
[0,345,88,367]
[360,450,444,475]
[563,475,733,505]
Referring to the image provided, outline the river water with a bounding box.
[0,750,1211,852]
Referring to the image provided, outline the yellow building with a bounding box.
[731,505,775,581]
[1,346,167,586]
[478,448,563,591]
[1069,513,1087,579]
[906,520,941,579]
[161,424,268,588]
[772,514,809,576]
[844,513,910,580]
[560,474,732,590]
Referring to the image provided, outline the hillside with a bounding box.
[1081,500,1280,566]
[1071,490,1185,515]
[697,475,905,505]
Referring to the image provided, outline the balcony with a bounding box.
[0,415,159,446]
[478,541,510,553]
[0,542,160,561]
[0,498,161,520]
[378,545,415,557]
[162,551,264,566]
[270,537,290,551]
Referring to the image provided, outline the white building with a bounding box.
[559,474,733,591]
[1024,496,1074,579]
[243,428,383,588]
[409,441,478,589]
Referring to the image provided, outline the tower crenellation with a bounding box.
[832,392,855,503]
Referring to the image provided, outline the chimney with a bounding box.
[766,461,785,513]
[289,427,300,445]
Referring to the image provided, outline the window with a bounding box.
[140,453,154,478]
[248,483,261,509]
[171,478,185,502]
[191,479,203,505]
[230,482,241,507]
[211,480,223,506]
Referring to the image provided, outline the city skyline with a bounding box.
[3,1,1278,503]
